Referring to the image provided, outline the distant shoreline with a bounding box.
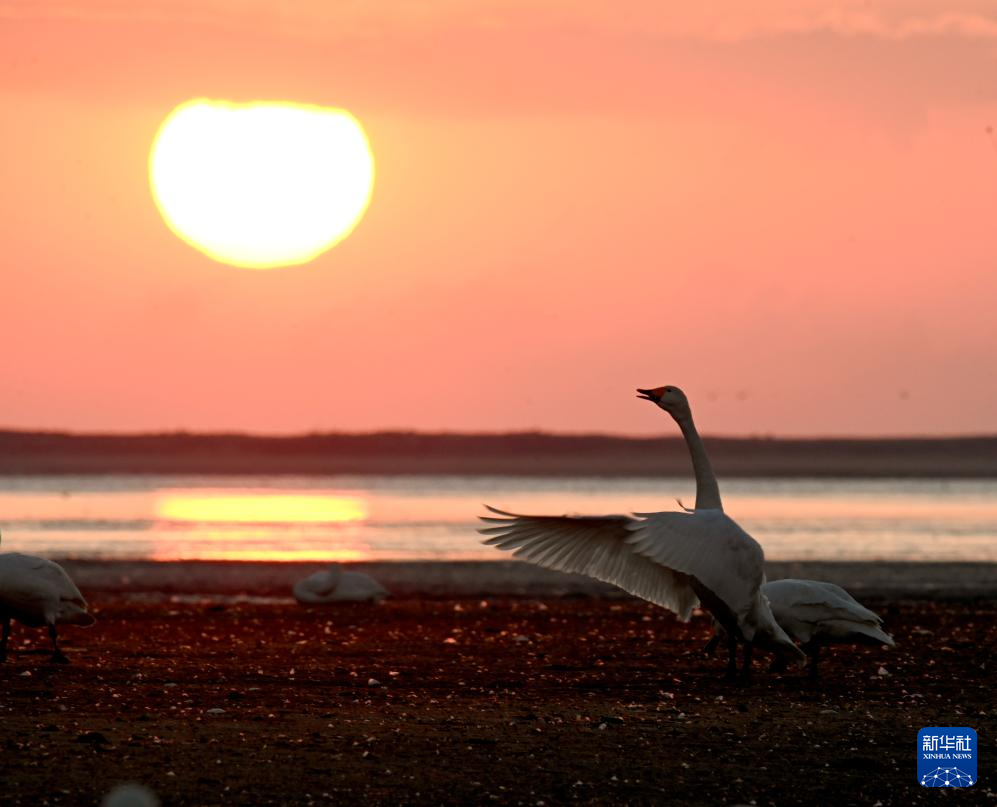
[1,429,996,477]
[60,559,997,600]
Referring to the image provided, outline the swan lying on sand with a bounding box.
[481,385,805,682]
[0,533,96,664]
[101,784,160,807]
[293,564,389,603]
[708,578,895,678]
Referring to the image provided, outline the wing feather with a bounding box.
[625,510,765,626]
[479,507,699,619]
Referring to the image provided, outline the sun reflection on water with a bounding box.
[156,492,368,524]
[150,491,371,561]
[149,543,369,562]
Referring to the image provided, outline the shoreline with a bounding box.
[58,559,997,599]
[2,431,997,477]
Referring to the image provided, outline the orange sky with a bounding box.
[2,1,996,437]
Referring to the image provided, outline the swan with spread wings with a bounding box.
[480,385,804,681]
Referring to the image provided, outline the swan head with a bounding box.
[636,385,690,417]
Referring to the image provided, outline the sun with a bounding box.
[149,99,375,269]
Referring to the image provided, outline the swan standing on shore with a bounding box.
[0,532,96,664]
[293,564,389,603]
[757,578,895,678]
[480,385,804,681]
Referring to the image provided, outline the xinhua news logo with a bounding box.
[917,727,977,787]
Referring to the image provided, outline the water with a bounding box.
[0,474,995,563]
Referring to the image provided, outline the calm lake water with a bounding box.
[0,474,995,563]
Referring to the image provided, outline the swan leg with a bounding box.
[703,634,720,656]
[48,624,69,665]
[804,640,820,680]
[738,642,754,684]
[0,617,9,663]
[724,635,738,681]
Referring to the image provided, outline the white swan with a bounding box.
[293,564,389,604]
[760,578,895,678]
[0,534,96,664]
[101,784,160,807]
[480,385,805,681]
[644,384,802,678]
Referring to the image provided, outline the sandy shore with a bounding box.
[1,589,993,806]
[58,559,997,600]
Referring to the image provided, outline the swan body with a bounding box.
[0,551,96,664]
[481,506,804,668]
[480,383,806,680]
[707,579,895,677]
[293,564,389,604]
[764,578,894,677]
[101,784,160,807]
[765,579,895,646]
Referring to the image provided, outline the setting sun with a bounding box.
[149,99,374,269]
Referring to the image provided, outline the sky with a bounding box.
[1,1,996,437]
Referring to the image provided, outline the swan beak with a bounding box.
[636,387,662,402]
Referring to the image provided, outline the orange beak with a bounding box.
[636,387,665,402]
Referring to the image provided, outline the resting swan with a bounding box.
[0,532,96,664]
[293,564,389,603]
[480,385,804,681]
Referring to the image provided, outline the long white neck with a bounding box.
[675,413,723,511]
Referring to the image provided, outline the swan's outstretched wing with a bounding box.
[625,510,765,627]
[479,506,699,620]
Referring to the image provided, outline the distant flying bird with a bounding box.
[480,385,804,681]
[293,564,389,604]
[750,578,895,678]
[0,534,96,664]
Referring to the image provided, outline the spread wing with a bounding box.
[479,506,699,620]
[624,510,765,628]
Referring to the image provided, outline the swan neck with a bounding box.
[677,414,723,511]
